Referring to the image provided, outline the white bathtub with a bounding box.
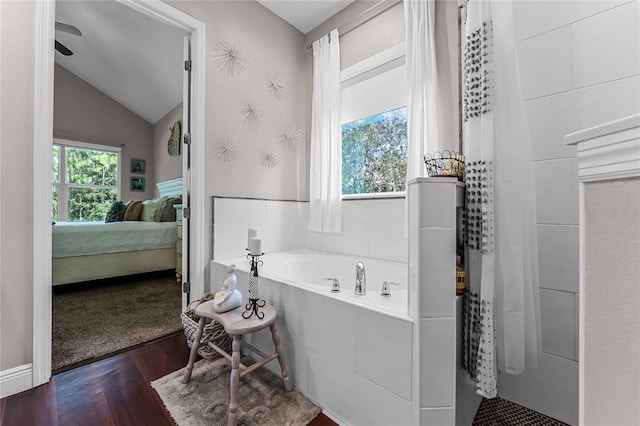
[214,249,409,321]
[211,249,414,425]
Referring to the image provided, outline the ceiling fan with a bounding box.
[55,22,82,56]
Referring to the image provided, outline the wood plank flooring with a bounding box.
[1,333,337,426]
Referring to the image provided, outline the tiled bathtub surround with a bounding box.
[212,196,407,263]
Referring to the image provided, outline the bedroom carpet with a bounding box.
[152,357,322,426]
[52,271,182,372]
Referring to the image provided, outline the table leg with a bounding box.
[182,316,206,384]
[228,334,242,426]
[270,322,293,392]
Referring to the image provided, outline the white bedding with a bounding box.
[52,221,177,258]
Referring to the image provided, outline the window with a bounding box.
[340,44,407,197]
[53,140,121,222]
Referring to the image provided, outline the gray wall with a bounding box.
[498,1,640,424]
[152,102,183,196]
[169,1,308,203]
[54,63,155,201]
[0,0,37,371]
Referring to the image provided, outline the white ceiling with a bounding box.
[257,0,355,34]
[54,0,353,124]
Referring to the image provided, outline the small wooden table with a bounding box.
[182,301,293,426]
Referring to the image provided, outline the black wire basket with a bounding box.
[424,151,465,181]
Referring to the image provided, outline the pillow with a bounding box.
[161,197,182,222]
[104,201,127,223]
[123,200,143,221]
[140,200,157,222]
[152,196,169,222]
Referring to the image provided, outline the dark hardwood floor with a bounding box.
[0,333,337,426]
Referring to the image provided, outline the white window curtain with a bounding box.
[309,29,342,233]
[404,0,441,185]
[461,0,541,398]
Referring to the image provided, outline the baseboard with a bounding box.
[0,363,33,399]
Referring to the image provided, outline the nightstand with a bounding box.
[174,204,183,282]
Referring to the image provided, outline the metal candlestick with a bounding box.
[242,251,266,319]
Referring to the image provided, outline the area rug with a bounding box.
[152,358,322,426]
[52,271,182,371]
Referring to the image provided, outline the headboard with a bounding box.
[156,177,183,198]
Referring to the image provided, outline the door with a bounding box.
[182,36,192,309]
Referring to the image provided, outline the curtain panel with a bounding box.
[309,29,343,233]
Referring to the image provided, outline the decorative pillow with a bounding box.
[123,200,143,221]
[140,200,157,222]
[161,197,182,222]
[104,201,127,223]
[152,196,169,222]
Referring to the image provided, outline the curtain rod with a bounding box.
[305,0,402,50]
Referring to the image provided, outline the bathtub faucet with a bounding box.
[355,262,366,295]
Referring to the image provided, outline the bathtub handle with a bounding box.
[381,281,400,297]
[324,277,341,293]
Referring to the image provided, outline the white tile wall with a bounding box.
[498,352,579,425]
[419,228,456,318]
[518,26,572,100]
[526,92,580,161]
[420,318,455,407]
[571,1,640,89]
[420,408,454,426]
[534,158,579,225]
[540,288,577,360]
[538,225,579,293]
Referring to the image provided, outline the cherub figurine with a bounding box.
[213,264,243,313]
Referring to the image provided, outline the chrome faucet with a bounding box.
[355,262,366,295]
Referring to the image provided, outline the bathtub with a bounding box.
[211,249,414,425]
[214,248,409,321]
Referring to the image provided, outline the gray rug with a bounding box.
[52,272,182,371]
[152,358,322,426]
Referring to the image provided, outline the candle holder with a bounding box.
[242,251,266,319]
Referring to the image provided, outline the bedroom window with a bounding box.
[341,43,407,197]
[53,140,121,222]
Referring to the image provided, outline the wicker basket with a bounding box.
[181,295,232,360]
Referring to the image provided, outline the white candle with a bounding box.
[247,228,258,249]
[249,236,262,255]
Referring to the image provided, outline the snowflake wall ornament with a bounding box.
[279,123,302,149]
[214,135,237,162]
[262,151,278,169]
[266,77,284,101]
[213,40,247,77]
[241,102,262,129]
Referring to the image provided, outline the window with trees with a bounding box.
[340,45,407,197]
[52,140,120,222]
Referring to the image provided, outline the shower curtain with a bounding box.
[309,29,342,234]
[461,0,541,398]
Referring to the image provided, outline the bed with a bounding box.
[52,178,182,285]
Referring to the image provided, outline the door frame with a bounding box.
[32,0,206,387]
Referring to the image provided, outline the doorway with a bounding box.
[33,0,206,387]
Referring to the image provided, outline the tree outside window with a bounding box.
[342,107,407,195]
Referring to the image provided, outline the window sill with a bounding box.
[342,191,405,201]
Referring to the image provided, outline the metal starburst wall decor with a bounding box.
[213,40,247,77]
[214,135,237,162]
[241,102,262,129]
[262,151,278,169]
[266,78,284,101]
[279,123,302,149]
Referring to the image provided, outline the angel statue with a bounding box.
[213,264,243,313]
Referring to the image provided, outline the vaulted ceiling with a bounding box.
[54,0,354,125]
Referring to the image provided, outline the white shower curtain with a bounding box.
[461,0,541,398]
[309,29,342,233]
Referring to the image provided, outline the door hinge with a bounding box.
[183,133,191,145]
[182,206,190,220]
[184,60,192,72]
[183,281,190,293]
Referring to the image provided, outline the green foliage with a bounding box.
[342,107,407,194]
[52,145,119,221]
